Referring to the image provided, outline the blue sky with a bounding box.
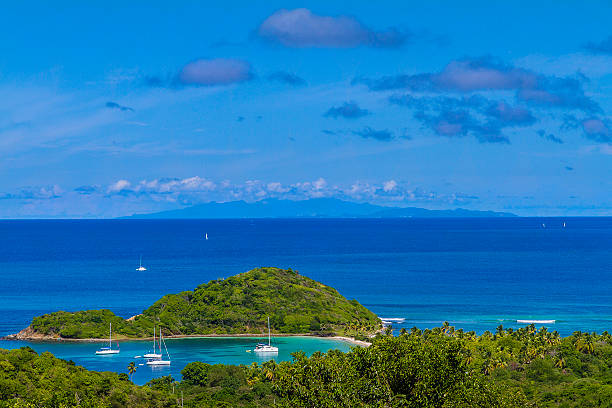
[1,1,611,217]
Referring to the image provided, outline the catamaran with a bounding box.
[95,323,120,355]
[136,256,147,271]
[146,327,171,365]
[254,317,278,353]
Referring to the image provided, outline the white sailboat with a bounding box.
[95,323,120,355]
[136,256,147,272]
[205,233,208,240]
[254,317,278,353]
[146,327,171,365]
[143,327,162,359]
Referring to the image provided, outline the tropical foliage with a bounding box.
[7,324,612,406]
[0,347,174,407]
[28,267,380,339]
[402,323,612,407]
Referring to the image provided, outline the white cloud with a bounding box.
[383,180,397,192]
[107,179,131,193]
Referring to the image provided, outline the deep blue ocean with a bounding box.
[0,218,611,383]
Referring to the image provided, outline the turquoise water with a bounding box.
[0,218,611,382]
[1,336,353,385]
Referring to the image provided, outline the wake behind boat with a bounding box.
[95,323,120,355]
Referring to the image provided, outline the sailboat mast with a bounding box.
[159,327,162,354]
[153,326,155,352]
[109,322,112,348]
[268,316,271,346]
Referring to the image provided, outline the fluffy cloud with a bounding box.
[581,118,612,143]
[178,58,253,86]
[383,180,397,192]
[563,115,612,143]
[414,109,509,143]
[356,57,535,92]
[0,178,482,217]
[485,101,536,126]
[267,71,306,86]
[107,179,131,193]
[0,185,62,200]
[357,56,600,113]
[324,101,370,119]
[258,8,409,48]
[391,95,534,143]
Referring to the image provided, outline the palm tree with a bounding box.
[583,338,595,354]
[463,350,475,366]
[555,357,566,369]
[127,361,137,382]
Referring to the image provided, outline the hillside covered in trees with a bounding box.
[14,267,380,339]
[4,324,612,407]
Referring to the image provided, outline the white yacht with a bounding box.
[136,256,147,272]
[95,323,120,355]
[254,317,278,353]
[142,327,162,359]
[146,327,171,366]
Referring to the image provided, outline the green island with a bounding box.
[4,324,612,407]
[11,267,381,340]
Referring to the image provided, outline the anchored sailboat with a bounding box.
[146,327,171,365]
[95,323,120,355]
[136,256,147,272]
[254,317,278,353]
[143,327,162,359]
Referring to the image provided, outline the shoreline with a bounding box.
[1,331,371,347]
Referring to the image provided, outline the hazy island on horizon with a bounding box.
[123,197,516,219]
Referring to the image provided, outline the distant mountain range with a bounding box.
[125,198,516,219]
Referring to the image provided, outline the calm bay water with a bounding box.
[1,336,352,385]
[0,218,611,383]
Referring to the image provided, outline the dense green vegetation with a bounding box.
[5,324,612,406]
[0,347,173,407]
[26,267,380,339]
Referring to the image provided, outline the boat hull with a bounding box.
[146,360,171,366]
[254,347,278,353]
[95,350,120,355]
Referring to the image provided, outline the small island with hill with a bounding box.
[7,267,381,342]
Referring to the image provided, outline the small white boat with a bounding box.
[205,233,208,240]
[142,327,162,359]
[136,256,147,271]
[517,319,556,324]
[254,317,278,353]
[95,323,120,355]
[146,327,171,366]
